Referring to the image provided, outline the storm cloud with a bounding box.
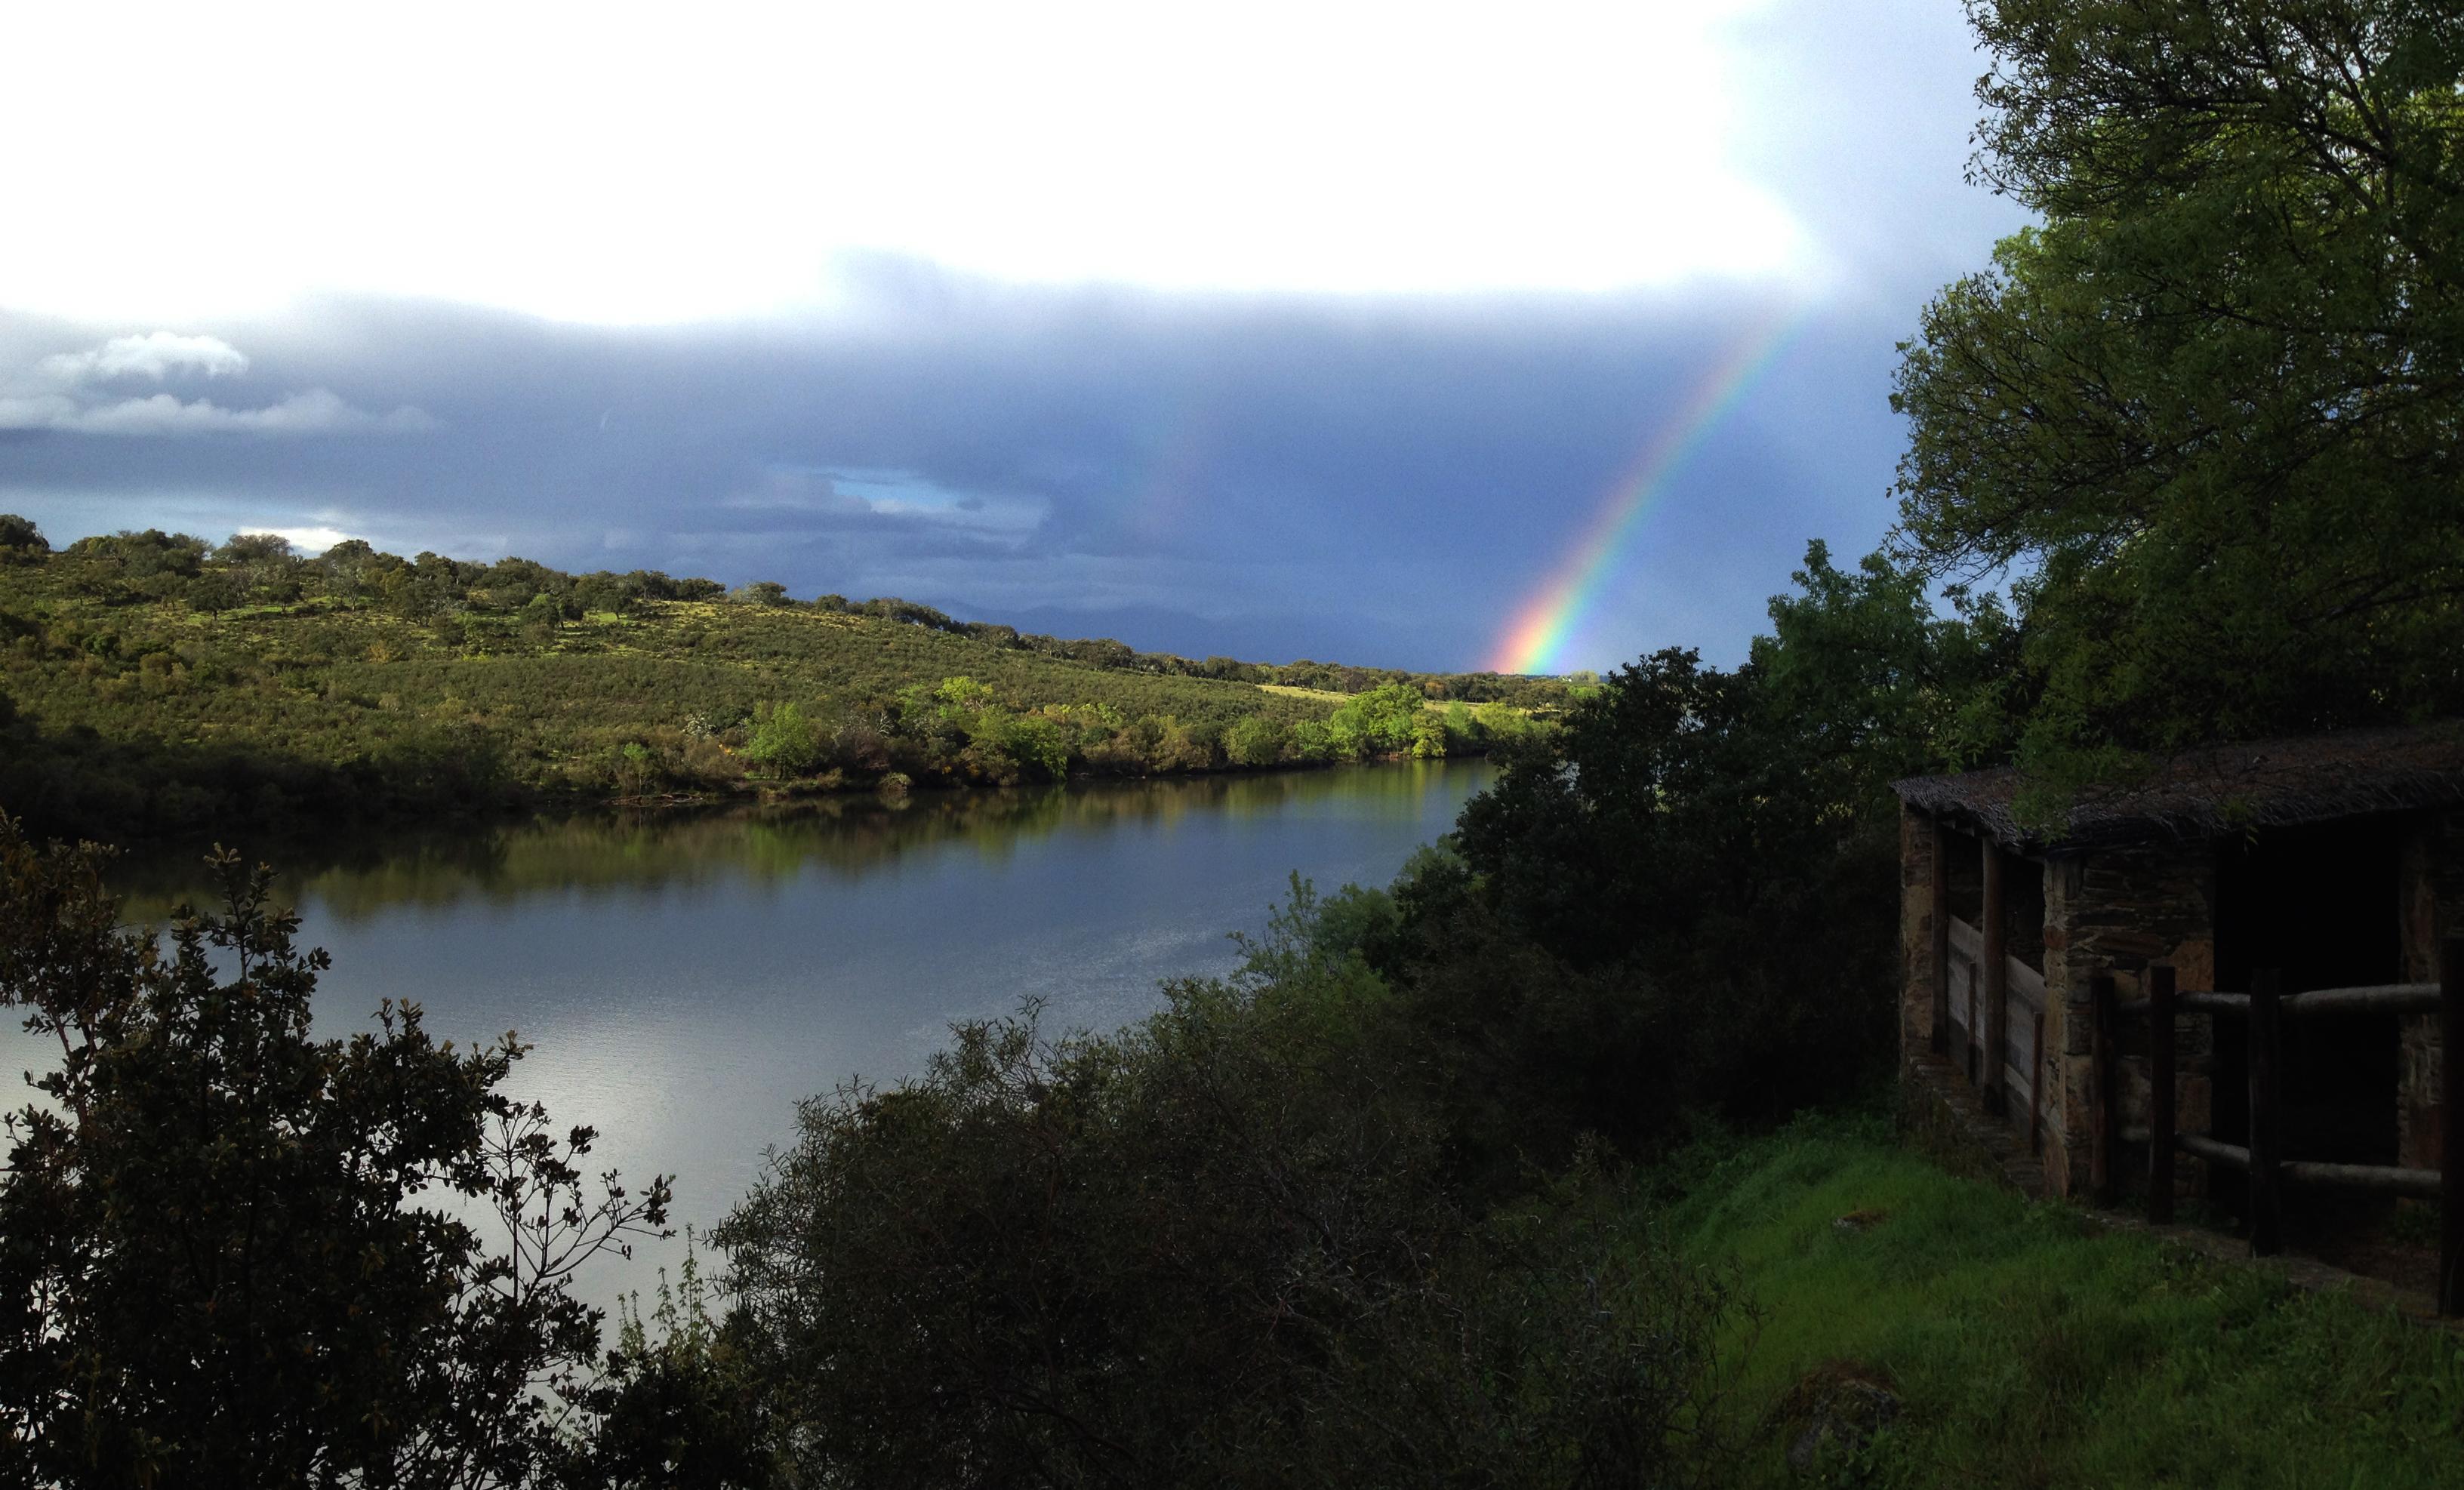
[0,0,2028,672]
[0,273,1935,670]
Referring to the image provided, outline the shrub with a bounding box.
[716,934,1740,1488]
[0,819,667,1487]
[742,702,822,778]
[1224,713,1289,767]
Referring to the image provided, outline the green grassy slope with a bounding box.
[0,534,1551,841]
[0,591,1331,759]
[1673,1119,2464,1488]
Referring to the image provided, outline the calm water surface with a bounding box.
[69,759,1491,1302]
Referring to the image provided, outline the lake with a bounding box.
[45,759,1492,1304]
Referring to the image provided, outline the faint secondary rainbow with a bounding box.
[1487,309,1810,675]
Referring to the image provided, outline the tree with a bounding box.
[1753,540,2020,810]
[0,516,45,557]
[183,568,251,616]
[742,702,821,777]
[214,532,296,567]
[714,957,1739,1488]
[0,818,670,1486]
[1427,645,1898,1158]
[1223,713,1289,767]
[1894,2,2464,784]
[1326,683,1424,756]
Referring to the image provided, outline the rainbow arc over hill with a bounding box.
[1486,309,1808,675]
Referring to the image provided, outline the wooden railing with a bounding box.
[1945,914,2051,1147]
[2095,938,2464,1317]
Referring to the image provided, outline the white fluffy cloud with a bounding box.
[37,331,250,383]
[3,334,436,436]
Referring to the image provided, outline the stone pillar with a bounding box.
[1982,842,2008,1115]
[2040,841,2216,1202]
[1899,802,1939,1069]
[2397,812,2464,1171]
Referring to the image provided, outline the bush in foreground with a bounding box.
[0,814,670,1488]
[715,912,1745,1488]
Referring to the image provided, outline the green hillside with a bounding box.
[0,523,1561,842]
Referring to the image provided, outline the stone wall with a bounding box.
[1898,803,1939,1067]
[2042,839,2217,1201]
[1905,795,2464,1202]
[2397,811,2464,1170]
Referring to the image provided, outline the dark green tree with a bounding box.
[0,816,670,1487]
[1894,1,2464,785]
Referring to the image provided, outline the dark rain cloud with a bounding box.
[0,0,2027,672]
[0,278,1923,670]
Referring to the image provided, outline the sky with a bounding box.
[0,0,2028,674]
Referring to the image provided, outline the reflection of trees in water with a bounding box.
[111,761,1487,922]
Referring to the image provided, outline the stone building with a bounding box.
[1893,722,2464,1204]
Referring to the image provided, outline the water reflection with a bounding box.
[70,759,1492,1307]
[112,764,1480,922]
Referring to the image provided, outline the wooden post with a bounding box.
[1982,844,2009,1117]
[2441,940,2462,1318]
[2249,968,2284,1257]
[2029,1009,2047,1155]
[1967,962,1982,1085]
[1930,818,1951,1055]
[2091,973,2118,1205]
[2148,965,2177,1225]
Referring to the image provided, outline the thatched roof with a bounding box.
[1893,721,2464,853]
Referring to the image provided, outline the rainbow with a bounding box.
[1486,309,1808,675]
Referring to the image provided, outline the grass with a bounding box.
[1671,1115,2464,1487]
[1260,683,1359,704]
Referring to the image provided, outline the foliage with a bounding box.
[0,526,1553,843]
[1339,540,2013,1187]
[553,1237,782,1490]
[1893,2,2464,793]
[1674,1116,2464,1488]
[1424,650,1887,1145]
[739,702,821,778]
[1754,541,2020,805]
[716,928,1744,1488]
[0,814,670,1488]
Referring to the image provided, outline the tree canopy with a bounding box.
[1894,0,2464,784]
[0,820,670,1487]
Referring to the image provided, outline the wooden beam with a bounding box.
[2158,986,2437,1019]
[2148,965,2176,1225]
[1930,817,1951,1055]
[2278,1160,2441,1198]
[2249,968,2284,1258]
[2029,1009,2047,1156]
[1967,961,1982,1085]
[2090,973,2118,1205]
[1982,844,2009,1118]
[2179,1131,2250,1170]
[2287,984,2442,1018]
[2441,939,2462,1318]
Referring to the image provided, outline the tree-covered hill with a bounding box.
[0,522,1562,842]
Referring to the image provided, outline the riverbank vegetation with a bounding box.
[0,526,1560,844]
[7,2,2464,1484]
